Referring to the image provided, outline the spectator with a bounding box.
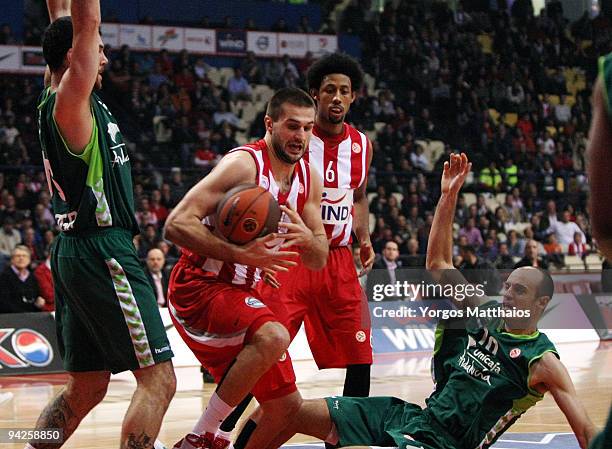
[213,101,242,130]
[227,68,252,102]
[457,245,501,295]
[367,240,403,301]
[554,95,571,124]
[543,233,565,269]
[568,231,589,258]
[514,239,549,270]
[0,217,21,261]
[458,217,484,248]
[0,246,45,313]
[144,248,169,307]
[495,242,515,270]
[22,228,44,262]
[551,210,586,246]
[240,52,263,84]
[33,251,54,312]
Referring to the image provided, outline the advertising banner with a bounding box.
[119,24,152,50]
[0,46,20,72]
[0,313,64,376]
[216,30,247,56]
[100,23,119,48]
[308,34,338,56]
[278,32,308,57]
[20,46,46,74]
[184,28,216,54]
[152,26,184,51]
[247,31,278,57]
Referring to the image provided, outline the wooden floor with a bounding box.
[1,340,610,449]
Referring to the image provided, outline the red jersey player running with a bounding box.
[164,88,328,449]
[266,53,375,394]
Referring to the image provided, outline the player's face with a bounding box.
[312,74,355,125]
[268,104,315,164]
[502,268,547,326]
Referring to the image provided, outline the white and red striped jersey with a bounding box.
[305,123,370,247]
[182,139,311,288]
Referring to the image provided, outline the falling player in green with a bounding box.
[29,1,175,448]
[585,53,612,449]
[265,154,597,449]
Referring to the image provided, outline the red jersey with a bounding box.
[181,139,311,288]
[305,123,370,247]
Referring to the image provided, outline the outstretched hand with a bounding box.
[441,153,471,195]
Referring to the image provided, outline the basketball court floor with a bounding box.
[0,339,610,449]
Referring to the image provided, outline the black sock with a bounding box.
[219,394,253,432]
[343,363,371,397]
[233,418,257,449]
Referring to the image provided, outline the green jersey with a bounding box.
[37,88,138,235]
[428,302,558,449]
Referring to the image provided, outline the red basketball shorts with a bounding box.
[168,258,296,402]
[258,246,372,369]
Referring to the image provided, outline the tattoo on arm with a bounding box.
[123,431,153,449]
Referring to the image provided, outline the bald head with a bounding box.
[146,248,165,274]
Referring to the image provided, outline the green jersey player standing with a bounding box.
[28,1,175,448]
[262,154,598,449]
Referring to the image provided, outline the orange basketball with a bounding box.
[216,184,281,245]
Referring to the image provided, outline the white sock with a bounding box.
[216,429,234,448]
[153,439,168,449]
[193,392,235,435]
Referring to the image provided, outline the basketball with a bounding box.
[216,184,281,245]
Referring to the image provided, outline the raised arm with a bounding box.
[353,138,375,276]
[279,168,328,270]
[587,77,612,259]
[54,0,106,154]
[426,153,490,309]
[47,0,71,21]
[164,151,298,271]
[530,353,598,449]
[426,153,471,270]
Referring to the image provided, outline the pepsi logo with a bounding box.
[11,330,53,367]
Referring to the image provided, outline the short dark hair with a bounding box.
[306,52,363,92]
[265,87,315,121]
[42,16,73,71]
[536,268,554,299]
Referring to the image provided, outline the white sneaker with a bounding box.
[0,392,13,406]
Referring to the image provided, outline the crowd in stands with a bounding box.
[1,0,611,310]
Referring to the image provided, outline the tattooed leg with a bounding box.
[121,361,175,449]
[30,372,110,449]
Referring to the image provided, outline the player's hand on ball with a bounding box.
[278,204,316,250]
[359,239,375,277]
[441,153,471,195]
[239,233,298,271]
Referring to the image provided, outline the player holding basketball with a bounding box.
[265,52,374,396]
[164,87,328,449]
[264,153,597,449]
[32,1,176,448]
[585,54,612,449]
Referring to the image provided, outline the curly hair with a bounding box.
[42,16,73,72]
[306,52,364,92]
